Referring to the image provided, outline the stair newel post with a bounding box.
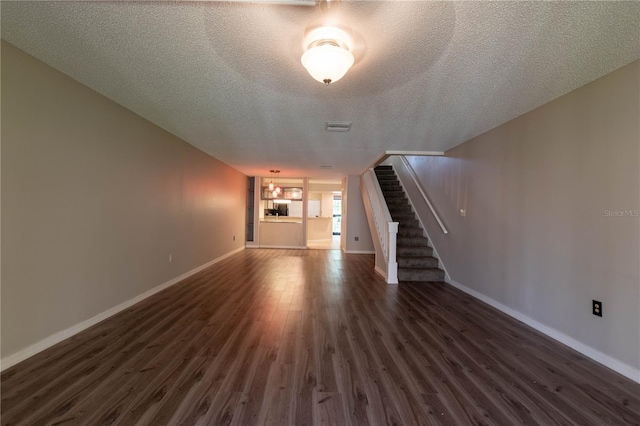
[387,221,399,284]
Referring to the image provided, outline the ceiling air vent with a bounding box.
[325,121,352,132]
[319,165,333,169]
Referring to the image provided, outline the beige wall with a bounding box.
[259,222,304,247]
[321,193,334,218]
[308,183,341,192]
[344,175,375,253]
[307,217,332,240]
[1,42,247,359]
[406,61,639,370]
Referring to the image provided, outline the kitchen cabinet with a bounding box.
[261,187,303,200]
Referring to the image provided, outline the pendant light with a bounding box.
[269,169,281,197]
[268,169,277,191]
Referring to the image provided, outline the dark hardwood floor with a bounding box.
[2,249,639,425]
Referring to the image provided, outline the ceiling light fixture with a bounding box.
[268,172,274,190]
[268,169,282,197]
[301,26,354,86]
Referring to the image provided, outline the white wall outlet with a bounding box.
[169,254,173,262]
[460,209,466,217]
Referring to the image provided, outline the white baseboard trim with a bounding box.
[445,277,640,384]
[343,250,375,254]
[0,246,245,372]
[374,265,387,280]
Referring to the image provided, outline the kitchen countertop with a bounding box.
[260,217,303,224]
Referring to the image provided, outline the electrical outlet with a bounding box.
[233,235,235,241]
[592,300,602,317]
[169,254,173,263]
[354,236,359,241]
[460,209,466,217]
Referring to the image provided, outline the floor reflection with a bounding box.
[307,236,341,250]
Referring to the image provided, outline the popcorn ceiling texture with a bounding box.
[2,1,638,179]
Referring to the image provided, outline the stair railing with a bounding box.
[399,156,448,234]
[361,169,399,284]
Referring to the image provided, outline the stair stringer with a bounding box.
[360,171,399,284]
[381,157,452,283]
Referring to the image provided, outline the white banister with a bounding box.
[361,169,398,284]
[399,156,448,234]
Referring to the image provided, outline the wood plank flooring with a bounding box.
[2,249,639,425]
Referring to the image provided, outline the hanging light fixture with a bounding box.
[301,25,354,86]
[268,169,277,191]
[268,169,281,197]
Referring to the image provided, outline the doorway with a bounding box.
[306,183,342,250]
[332,195,341,236]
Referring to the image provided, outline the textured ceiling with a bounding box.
[2,1,638,180]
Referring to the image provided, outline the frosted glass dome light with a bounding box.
[301,26,354,86]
